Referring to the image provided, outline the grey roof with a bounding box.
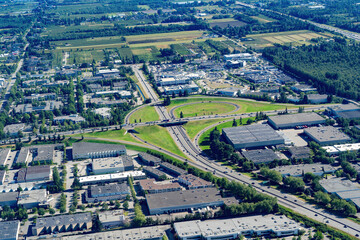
[0,220,20,240]
[336,189,360,200]
[3,123,26,134]
[122,155,134,169]
[304,126,351,144]
[319,178,360,193]
[90,183,129,197]
[0,192,18,203]
[159,162,187,176]
[72,142,126,157]
[33,144,61,162]
[25,165,51,182]
[34,213,92,229]
[146,188,225,210]
[337,110,360,119]
[16,147,30,164]
[0,170,5,184]
[242,149,280,164]
[268,113,325,127]
[17,168,27,182]
[273,164,336,176]
[138,152,162,165]
[288,146,311,159]
[222,124,284,148]
[18,189,47,206]
[330,104,360,113]
[0,148,11,166]
[143,166,167,178]
[307,94,328,100]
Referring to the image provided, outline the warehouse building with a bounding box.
[143,167,168,180]
[242,149,280,164]
[304,126,351,145]
[25,165,52,182]
[138,179,181,194]
[322,143,360,155]
[274,164,336,177]
[99,210,126,229]
[0,170,5,185]
[159,162,187,176]
[222,124,284,149]
[32,213,92,236]
[18,189,48,209]
[86,183,129,203]
[79,171,145,185]
[0,148,11,167]
[72,142,126,159]
[0,192,19,207]
[319,178,360,194]
[178,174,214,189]
[0,220,20,240]
[329,104,360,119]
[268,113,325,129]
[146,188,237,215]
[138,152,162,166]
[174,215,299,240]
[288,146,311,159]
[92,155,134,174]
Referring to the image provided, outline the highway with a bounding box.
[132,64,360,238]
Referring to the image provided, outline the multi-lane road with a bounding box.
[131,64,360,238]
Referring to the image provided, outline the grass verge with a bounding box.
[173,102,236,118]
[72,129,140,144]
[129,106,159,124]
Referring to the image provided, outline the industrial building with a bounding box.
[268,113,325,129]
[174,215,299,240]
[85,183,129,203]
[178,174,214,189]
[20,165,52,182]
[288,146,312,159]
[273,164,336,177]
[138,152,162,166]
[291,84,317,93]
[222,124,284,149]
[143,167,168,180]
[223,53,257,62]
[32,213,92,236]
[16,144,61,165]
[138,179,181,194]
[323,143,360,155]
[242,149,280,164]
[99,210,126,228]
[307,94,328,104]
[92,155,134,174]
[79,171,145,185]
[0,220,20,240]
[216,87,241,97]
[0,170,5,185]
[18,189,48,209]
[0,192,19,207]
[58,225,170,240]
[72,142,126,159]
[0,148,11,166]
[304,126,351,145]
[329,103,360,119]
[146,188,237,215]
[159,162,187,176]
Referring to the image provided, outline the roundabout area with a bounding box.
[170,101,240,118]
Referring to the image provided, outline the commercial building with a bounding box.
[242,149,280,164]
[3,123,28,137]
[143,167,168,180]
[273,164,336,177]
[0,220,20,240]
[174,215,299,240]
[79,171,145,185]
[58,225,169,240]
[85,183,129,203]
[138,179,181,194]
[323,143,360,155]
[25,165,52,182]
[158,77,190,86]
[319,178,360,194]
[178,174,214,189]
[162,82,199,95]
[216,87,241,97]
[268,113,325,129]
[291,84,317,93]
[93,107,111,119]
[0,148,11,166]
[138,152,162,166]
[304,126,351,145]
[159,162,187,177]
[72,142,126,159]
[222,124,284,149]
[223,53,257,62]
[32,213,92,236]
[146,188,237,215]
[329,103,360,119]
[0,192,18,207]
[307,94,328,104]
[18,189,48,209]
[53,114,85,124]
[16,144,61,166]
[99,210,126,228]
[0,170,5,185]
[288,146,312,159]
[92,155,134,174]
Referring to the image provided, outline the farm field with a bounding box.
[208,18,247,28]
[243,30,333,49]
[173,102,237,118]
[129,106,159,124]
[250,14,277,23]
[134,125,186,158]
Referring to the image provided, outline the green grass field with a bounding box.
[183,118,231,140]
[173,102,237,118]
[72,129,140,144]
[134,125,186,158]
[129,106,159,123]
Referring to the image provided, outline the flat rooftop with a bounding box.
[35,213,92,229]
[273,164,336,176]
[18,189,47,205]
[242,149,280,164]
[139,179,181,192]
[304,126,351,144]
[268,113,325,127]
[319,178,360,193]
[0,220,20,240]
[90,183,129,197]
[79,171,145,184]
[336,189,360,200]
[72,142,126,157]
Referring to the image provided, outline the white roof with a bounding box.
[79,171,145,184]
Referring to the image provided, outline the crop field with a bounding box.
[250,14,277,23]
[0,1,38,14]
[171,44,192,55]
[173,102,237,118]
[209,19,247,28]
[244,30,333,49]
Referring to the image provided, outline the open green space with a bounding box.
[173,102,237,118]
[134,125,186,158]
[183,118,231,140]
[72,129,140,144]
[129,106,159,124]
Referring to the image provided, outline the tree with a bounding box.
[123,201,129,210]
[314,191,331,206]
[313,230,324,240]
[232,118,238,127]
[38,208,46,216]
[180,111,184,118]
[92,213,103,232]
[49,208,55,214]
[163,96,171,106]
[283,176,305,193]
[132,204,146,227]
[115,200,121,209]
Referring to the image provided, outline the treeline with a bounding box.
[263,38,360,100]
[42,23,208,41]
[0,15,33,34]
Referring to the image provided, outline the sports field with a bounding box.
[129,106,159,124]
[173,102,237,118]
